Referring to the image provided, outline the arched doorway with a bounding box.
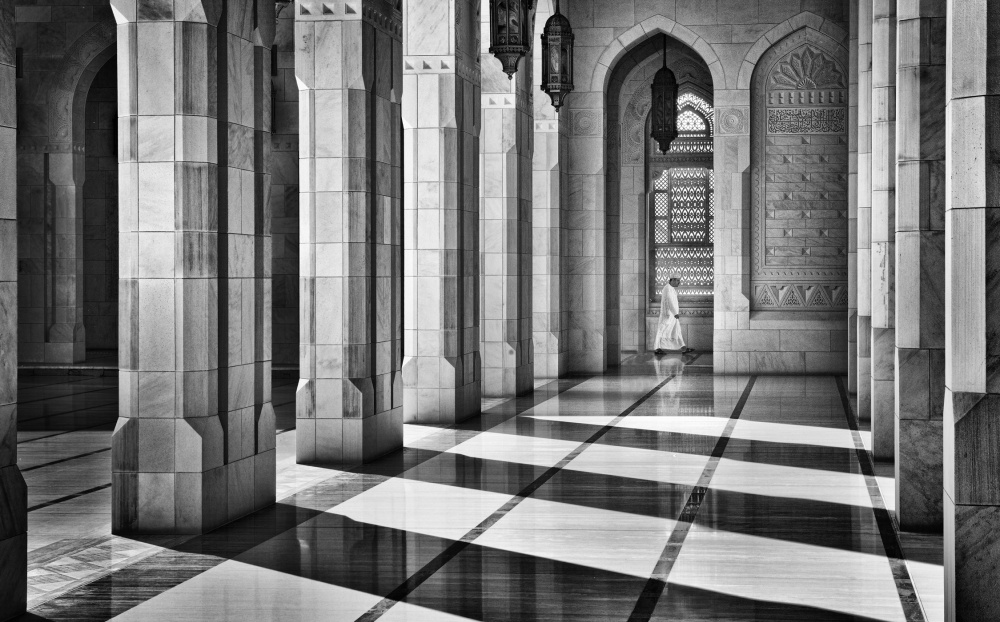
[16,22,116,365]
[607,35,715,359]
[644,89,715,351]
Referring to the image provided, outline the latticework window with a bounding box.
[677,109,706,132]
[650,168,715,299]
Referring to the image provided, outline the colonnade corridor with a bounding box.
[13,357,937,621]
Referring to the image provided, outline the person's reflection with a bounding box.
[653,352,685,379]
[651,353,686,416]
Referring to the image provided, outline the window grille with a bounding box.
[650,168,715,299]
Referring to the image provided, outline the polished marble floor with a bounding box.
[14,354,941,621]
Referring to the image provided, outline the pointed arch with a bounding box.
[590,16,725,94]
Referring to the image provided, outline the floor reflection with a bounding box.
[18,359,936,621]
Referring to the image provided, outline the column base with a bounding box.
[296,411,403,464]
[112,415,275,535]
[401,356,481,424]
[482,363,533,398]
[533,331,565,380]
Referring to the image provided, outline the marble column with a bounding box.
[479,7,533,397]
[857,0,873,418]
[848,0,859,394]
[111,0,276,533]
[894,0,945,531]
[0,1,26,615]
[944,0,1000,617]
[870,0,896,459]
[531,4,566,379]
[295,0,403,462]
[400,0,482,424]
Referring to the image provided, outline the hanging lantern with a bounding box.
[489,0,533,79]
[540,0,574,112]
[650,35,679,154]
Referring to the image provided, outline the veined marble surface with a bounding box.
[17,358,939,621]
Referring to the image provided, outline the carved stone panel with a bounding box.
[751,32,849,311]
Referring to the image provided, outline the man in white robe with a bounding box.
[654,274,693,355]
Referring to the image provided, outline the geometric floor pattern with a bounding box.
[17,355,940,621]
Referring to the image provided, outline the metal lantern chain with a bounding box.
[540,0,574,112]
[489,0,533,79]
[651,34,679,153]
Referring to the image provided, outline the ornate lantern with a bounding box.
[650,35,679,153]
[540,0,574,112]
[489,0,533,79]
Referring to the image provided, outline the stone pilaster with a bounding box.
[0,1,26,615]
[400,0,481,424]
[894,0,945,531]
[848,0,859,394]
[944,0,1000,617]
[479,5,533,397]
[270,1,300,368]
[111,0,276,534]
[531,5,565,379]
[295,0,403,462]
[857,0,873,418]
[871,0,896,459]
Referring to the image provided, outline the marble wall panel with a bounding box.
[401,0,482,421]
[894,0,945,532]
[297,0,403,459]
[847,0,859,393]
[83,59,119,350]
[944,0,1000,616]
[870,0,896,460]
[479,2,533,396]
[856,0,873,417]
[111,0,276,534]
[0,2,24,616]
[270,2,299,369]
[16,9,116,364]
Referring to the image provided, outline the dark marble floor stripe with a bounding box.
[28,484,112,513]
[355,372,681,622]
[17,421,113,445]
[628,375,757,622]
[16,385,117,406]
[835,376,926,622]
[17,400,119,425]
[21,448,111,473]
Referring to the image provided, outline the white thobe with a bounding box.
[654,283,685,351]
